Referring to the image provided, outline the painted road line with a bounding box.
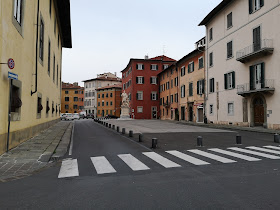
[228,147,280,159]
[58,159,79,178]
[91,156,117,174]
[246,146,280,155]
[69,122,74,156]
[143,152,181,168]
[188,149,236,163]
[118,154,150,171]
[263,146,280,150]
[208,148,261,161]
[166,150,210,165]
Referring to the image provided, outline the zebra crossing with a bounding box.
[58,145,280,179]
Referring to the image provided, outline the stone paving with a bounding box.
[0,121,71,182]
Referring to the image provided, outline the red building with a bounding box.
[121,55,176,119]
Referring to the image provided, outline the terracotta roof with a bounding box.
[199,0,234,26]
[96,84,122,90]
[82,77,121,83]
[62,82,83,89]
[149,55,176,61]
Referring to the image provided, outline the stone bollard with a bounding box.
[129,130,133,137]
[197,136,203,147]
[122,128,126,134]
[112,125,115,130]
[106,123,108,127]
[152,138,158,149]
[109,124,111,128]
[139,133,143,142]
[236,134,242,145]
[117,126,120,132]
[274,134,280,143]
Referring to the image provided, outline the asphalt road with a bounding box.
[0,120,280,209]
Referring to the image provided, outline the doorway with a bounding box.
[181,106,185,120]
[197,108,204,123]
[152,107,157,119]
[188,104,193,122]
[253,97,264,126]
[175,109,179,121]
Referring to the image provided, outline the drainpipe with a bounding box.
[31,0,40,96]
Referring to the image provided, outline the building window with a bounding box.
[136,64,144,70]
[39,18,44,61]
[48,41,51,75]
[227,12,233,29]
[163,64,169,69]
[209,52,213,67]
[102,94,104,98]
[198,57,204,69]
[151,64,158,71]
[151,92,157,101]
[249,0,264,14]
[74,97,78,102]
[49,0,52,16]
[106,93,108,98]
[65,105,69,109]
[224,71,235,90]
[209,28,213,41]
[181,85,185,98]
[150,77,157,84]
[14,0,23,25]
[171,80,173,89]
[175,77,178,86]
[197,80,205,95]
[171,95,174,103]
[137,106,143,113]
[188,62,194,73]
[209,104,214,115]
[136,91,143,100]
[102,102,104,106]
[250,63,265,90]
[166,82,170,90]
[11,83,22,116]
[228,102,234,115]
[37,96,43,114]
[209,78,215,93]
[98,102,100,106]
[110,101,113,106]
[65,97,69,101]
[56,65,58,86]
[136,76,144,84]
[65,90,69,94]
[189,83,193,96]
[227,41,233,59]
[73,105,78,109]
[53,55,55,82]
[181,66,186,76]
[75,90,78,94]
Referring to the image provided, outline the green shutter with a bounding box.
[224,74,228,90]
[202,79,205,94]
[250,66,254,90]
[197,81,199,95]
[249,0,253,14]
[261,63,265,88]
[142,77,144,84]
[260,0,264,7]
[232,72,235,88]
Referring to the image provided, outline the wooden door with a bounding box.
[254,98,264,126]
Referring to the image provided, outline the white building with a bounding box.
[83,73,121,117]
[200,0,280,129]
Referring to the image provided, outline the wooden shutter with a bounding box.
[136,93,139,100]
[212,78,215,93]
[142,64,144,70]
[249,0,253,14]
[202,79,205,94]
[261,63,265,88]
[250,66,254,90]
[150,77,152,84]
[197,81,199,94]
[150,65,152,70]
[260,0,264,7]
[136,77,138,84]
[224,74,228,90]
[142,77,144,84]
[156,65,158,70]
[232,72,235,88]
[192,63,194,72]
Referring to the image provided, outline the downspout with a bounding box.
[31,0,40,96]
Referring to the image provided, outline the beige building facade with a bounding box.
[0,0,72,154]
[200,0,280,129]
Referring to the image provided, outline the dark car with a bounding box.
[105,114,118,119]
[86,113,94,119]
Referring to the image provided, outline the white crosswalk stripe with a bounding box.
[58,159,79,178]
[188,149,236,163]
[208,148,261,161]
[263,146,280,150]
[228,147,280,159]
[246,146,280,155]
[166,150,210,165]
[91,156,117,174]
[143,152,181,168]
[118,154,150,171]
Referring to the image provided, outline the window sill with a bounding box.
[227,26,233,30]
[37,113,42,119]
[209,65,214,68]
[226,56,234,60]
[198,67,204,70]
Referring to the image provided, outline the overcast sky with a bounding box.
[62,0,222,86]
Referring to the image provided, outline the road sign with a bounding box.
[8,58,15,69]
[8,71,18,80]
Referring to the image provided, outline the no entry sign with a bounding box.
[8,58,15,70]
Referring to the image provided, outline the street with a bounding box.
[1,120,280,209]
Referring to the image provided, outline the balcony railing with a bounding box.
[236,39,274,63]
[237,79,275,96]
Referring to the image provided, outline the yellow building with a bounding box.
[0,0,72,154]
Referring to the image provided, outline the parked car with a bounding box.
[65,113,75,121]
[79,113,86,119]
[86,113,94,119]
[73,113,80,120]
[60,113,67,120]
[105,114,118,119]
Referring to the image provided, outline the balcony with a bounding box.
[236,39,274,63]
[237,79,275,97]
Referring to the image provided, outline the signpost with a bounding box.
[8,72,18,80]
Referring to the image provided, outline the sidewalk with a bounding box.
[0,121,72,182]
[176,120,279,134]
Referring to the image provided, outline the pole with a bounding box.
[7,79,13,152]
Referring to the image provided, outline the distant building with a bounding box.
[0,0,72,154]
[61,82,84,113]
[82,73,121,117]
[121,55,176,119]
[96,84,122,117]
[199,0,280,129]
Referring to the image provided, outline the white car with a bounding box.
[60,113,67,120]
[73,113,80,120]
[65,113,75,121]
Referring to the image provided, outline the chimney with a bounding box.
[144,55,149,60]
[115,72,117,76]
[73,82,78,86]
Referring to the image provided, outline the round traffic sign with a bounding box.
[8,58,15,69]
